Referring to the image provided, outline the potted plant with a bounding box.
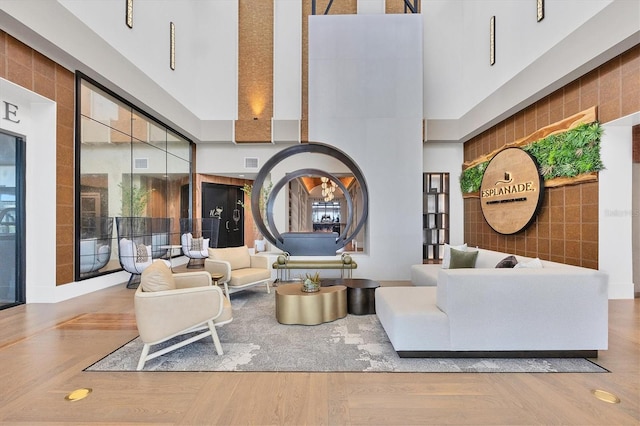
[302,272,321,293]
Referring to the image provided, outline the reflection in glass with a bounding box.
[77,77,192,280]
[287,174,365,252]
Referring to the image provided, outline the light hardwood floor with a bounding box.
[0,279,638,425]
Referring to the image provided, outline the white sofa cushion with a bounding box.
[375,287,450,351]
[514,258,544,268]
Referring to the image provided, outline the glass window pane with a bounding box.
[77,76,192,281]
[168,130,190,161]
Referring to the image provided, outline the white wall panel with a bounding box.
[423,0,639,141]
[309,14,423,280]
[423,142,464,245]
[599,118,638,299]
[358,0,385,14]
[273,0,302,119]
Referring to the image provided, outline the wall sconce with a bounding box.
[489,16,495,66]
[169,22,175,70]
[537,0,544,22]
[126,0,133,28]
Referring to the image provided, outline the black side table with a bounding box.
[322,278,380,315]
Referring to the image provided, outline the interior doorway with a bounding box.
[0,132,25,310]
[201,183,244,248]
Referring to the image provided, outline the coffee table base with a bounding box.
[275,284,347,325]
[322,278,380,315]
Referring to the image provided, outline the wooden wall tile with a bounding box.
[463,44,639,268]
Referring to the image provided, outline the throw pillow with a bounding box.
[442,243,467,269]
[191,236,204,252]
[141,260,176,292]
[449,247,478,269]
[495,255,518,268]
[514,258,544,269]
[136,243,148,263]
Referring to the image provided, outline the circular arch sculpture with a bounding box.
[251,142,369,255]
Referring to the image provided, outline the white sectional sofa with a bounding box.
[377,248,609,357]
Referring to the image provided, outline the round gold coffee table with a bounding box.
[275,283,347,325]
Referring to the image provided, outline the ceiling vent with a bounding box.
[134,158,148,169]
[244,157,259,169]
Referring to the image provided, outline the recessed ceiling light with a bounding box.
[591,389,621,404]
[65,388,92,401]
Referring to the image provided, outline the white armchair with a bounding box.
[79,238,111,274]
[119,238,170,288]
[135,260,232,370]
[205,245,271,301]
[181,232,210,268]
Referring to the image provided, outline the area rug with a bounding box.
[86,287,608,373]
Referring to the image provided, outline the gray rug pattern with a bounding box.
[86,287,607,373]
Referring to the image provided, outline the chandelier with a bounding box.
[321,176,337,202]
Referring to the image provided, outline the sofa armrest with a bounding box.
[204,259,231,283]
[173,271,212,289]
[250,254,269,269]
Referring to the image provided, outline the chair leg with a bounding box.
[223,282,231,300]
[137,343,151,371]
[208,320,224,355]
[126,273,140,289]
[186,258,205,269]
[265,280,271,294]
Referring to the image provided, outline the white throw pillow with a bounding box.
[514,258,544,269]
[442,243,467,269]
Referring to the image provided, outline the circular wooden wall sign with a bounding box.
[480,147,544,235]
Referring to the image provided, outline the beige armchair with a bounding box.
[134,260,232,371]
[205,245,271,301]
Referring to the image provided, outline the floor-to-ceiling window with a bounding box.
[75,74,192,281]
[0,132,25,309]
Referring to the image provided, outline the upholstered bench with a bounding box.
[271,253,357,282]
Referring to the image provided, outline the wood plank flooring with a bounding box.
[0,281,637,425]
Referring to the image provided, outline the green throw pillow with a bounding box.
[449,247,478,269]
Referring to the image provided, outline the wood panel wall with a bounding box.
[633,124,640,163]
[463,44,640,269]
[0,31,76,285]
[235,0,274,143]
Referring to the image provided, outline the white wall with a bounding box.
[308,14,424,280]
[599,116,639,299]
[273,0,301,120]
[634,163,640,295]
[423,142,464,245]
[423,0,640,142]
[1,78,126,303]
[2,0,637,144]
[58,0,239,121]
